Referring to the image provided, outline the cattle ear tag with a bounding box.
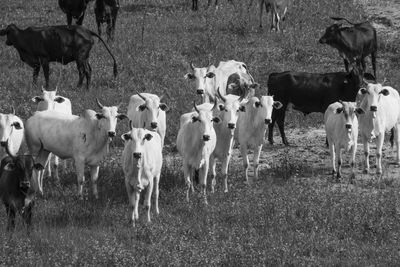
[95,113,105,120]
[239,106,246,112]
[273,101,283,110]
[34,163,44,171]
[144,133,153,141]
[54,97,65,103]
[4,163,15,171]
[159,103,169,112]
[31,96,43,103]
[336,108,343,114]
[212,117,221,123]
[121,133,132,141]
[380,89,390,96]
[12,122,22,130]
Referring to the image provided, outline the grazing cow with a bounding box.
[25,99,127,198]
[257,0,289,31]
[59,0,93,26]
[319,17,377,78]
[356,82,400,174]
[176,102,220,204]
[94,0,120,42]
[0,24,117,89]
[184,60,256,103]
[324,101,362,181]
[236,96,282,183]
[0,141,43,231]
[267,67,374,145]
[0,109,24,161]
[121,127,162,227]
[127,92,168,148]
[32,88,72,181]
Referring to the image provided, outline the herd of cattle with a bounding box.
[0,0,398,230]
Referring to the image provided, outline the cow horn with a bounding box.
[193,101,200,113]
[4,140,16,159]
[10,106,15,115]
[211,99,218,111]
[382,78,387,85]
[362,78,369,85]
[129,120,133,129]
[338,100,344,106]
[41,86,46,93]
[190,62,195,70]
[96,98,104,109]
[137,92,147,101]
[217,87,226,103]
[159,93,165,102]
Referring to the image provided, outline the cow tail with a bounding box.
[90,31,118,78]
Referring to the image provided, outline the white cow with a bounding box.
[25,99,127,198]
[357,83,400,174]
[236,96,282,183]
[127,92,168,148]
[177,102,219,204]
[32,88,72,180]
[324,101,362,181]
[184,60,256,103]
[0,109,24,160]
[121,127,162,226]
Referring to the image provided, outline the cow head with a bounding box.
[192,101,220,142]
[216,88,245,133]
[136,92,168,130]
[32,87,69,112]
[95,98,127,139]
[0,111,23,155]
[319,23,342,45]
[184,62,216,100]
[335,101,363,134]
[244,96,282,126]
[357,82,390,118]
[0,24,19,46]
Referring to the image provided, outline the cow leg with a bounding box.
[144,176,154,223]
[111,10,118,41]
[35,150,51,195]
[210,155,217,193]
[183,161,192,202]
[154,173,160,215]
[84,61,92,90]
[53,155,60,182]
[371,52,377,79]
[240,144,250,184]
[274,12,280,32]
[221,153,231,193]
[329,141,336,178]
[75,160,85,199]
[344,58,350,73]
[5,204,16,231]
[67,13,72,26]
[253,145,263,180]
[32,65,40,86]
[90,165,100,199]
[350,142,357,183]
[259,0,264,28]
[22,202,34,230]
[360,58,367,73]
[336,146,342,182]
[276,111,288,145]
[96,19,102,37]
[76,12,85,26]
[362,135,370,174]
[45,153,52,178]
[76,61,85,88]
[394,126,400,165]
[376,134,384,175]
[199,163,209,205]
[106,19,112,42]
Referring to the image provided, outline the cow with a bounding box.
[94,0,120,42]
[0,24,118,90]
[0,109,24,161]
[257,0,289,31]
[0,140,43,231]
[176,101,220,204]
[267,67,375,145]
[31,88,72,181]
[324,101,363,182]
[127,92,168,148]
[121,127,162,227]
[356,82,400,175]
[319,17,377,78]
[59,0,93,26]
[184,60,256,103]
[236,96,282,183]
[24,99,127,198]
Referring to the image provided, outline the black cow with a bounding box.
[59,0,94,26]
[0,141,43,231]
[319,17,377,78]
[0,24,117,90]
[267,67,375,145]
[94,0,120,42]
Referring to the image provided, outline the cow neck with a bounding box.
[86,118,110,154]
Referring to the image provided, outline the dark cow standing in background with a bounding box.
[94,0,120,41]
[267,67,375,145]
[257,0,289,32]
[0,24,117,90]
[319,17,377,78]
[0,141,43,231]
[59,0,94,26]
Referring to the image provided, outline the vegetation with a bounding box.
[1,0,400,265]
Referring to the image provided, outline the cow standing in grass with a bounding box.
[324,101,362,182]
[59,0,94,25]
[356,82,400,175]
[121,127,162,227]
[94,0,120,41]
[0,109,24,161]
[257,0,289,31]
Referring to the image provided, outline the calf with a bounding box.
[0,141,43,231]
[319,17,377,78]
[236,96,282,183]
[176,102,220,204]
[0,24,117,89]
[32,88,72,181]
[127,92,168,148]
[121,127,162,227]
[357,83,400,174]
[324,101,362,181]
[0,109,24,160]
[94,0,120,42]
[59,0,93,25]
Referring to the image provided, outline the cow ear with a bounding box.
[54,97,65,103]
[192,116,199,123]
[117,114,128,120]
[159,103,169,111]
[121,133,132,141]
[12,122,22,130]
[363,73,376,81]
[336,107,343,114]
[95,113,105,120]
[212,117,221,123]
[138,104,146,111]
[34,163,44,171]
[273,101,283,110]
[359,88,367,94]
[205,72,215,78]
[239,106,246,112]
[144,133,153,141]
[4,163,15,171]
[255,101,262,108]
[218,104,225,111]
[32,96,43,103]
[380,89,390,96]
[355,107,365,115]
[184,73,195,80]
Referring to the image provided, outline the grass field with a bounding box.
[2,0,400,265]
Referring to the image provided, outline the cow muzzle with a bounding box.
[150,122,158,129]
[370,106,377,112]
[108,131,116,138]
[133,152,142,159]
[265,119,271,125]
[345,124,352,129]
[228,123,236,129]
[19,180,31,190]
[203,135,210,141]
[197,89,204,95]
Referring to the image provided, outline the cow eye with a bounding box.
[360,88,367,94]
[54,97,65,103]
[218,105,224,111]
[139,104,147,111]
[95,113,105,120]
[192,116,200,123]
[144,133,153,141]
[12,122,22,129]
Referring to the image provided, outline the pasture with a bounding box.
[1,0,400,265]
